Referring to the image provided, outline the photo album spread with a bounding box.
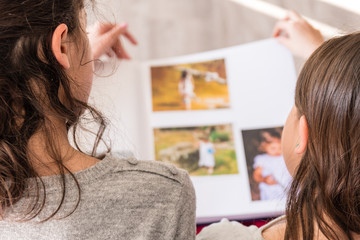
[138,39,297,223]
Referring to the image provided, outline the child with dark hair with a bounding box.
[0,1,196,239]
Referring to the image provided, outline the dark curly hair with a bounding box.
[0,0,108,221]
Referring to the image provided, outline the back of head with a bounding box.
[286,33,360,239]
[0,0,106,221]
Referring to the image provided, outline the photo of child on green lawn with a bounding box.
[151,59,230,111]
[154,124,238,176]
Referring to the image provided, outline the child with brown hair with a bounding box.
[198,30,360,240]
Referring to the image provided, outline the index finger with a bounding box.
[110,23,138,45]
[123,28,138,45]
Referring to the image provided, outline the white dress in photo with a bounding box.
[198,141,215,167]
[253,154,292,200]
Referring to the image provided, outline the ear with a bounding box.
[51,24,70,69]
[295,115,308,154]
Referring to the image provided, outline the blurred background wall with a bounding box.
[86,0,360,156]
[91,0,360,62]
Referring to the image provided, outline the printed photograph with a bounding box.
[241,127,292,201]
[151,59,230,111]
[154,124,238,176]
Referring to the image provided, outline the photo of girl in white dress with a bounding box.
[150,59,230,111]
[178,70,196,110]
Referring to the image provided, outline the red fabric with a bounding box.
[196,219,271,235]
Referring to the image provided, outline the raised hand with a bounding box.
[88,22,138,60]
[273,10,324,59]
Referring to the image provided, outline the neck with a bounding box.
[27,116,99,176]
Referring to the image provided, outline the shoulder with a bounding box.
[104,154,196,223]
[197,216,286,240]
[104,154,194,190]
[260,216,286,240]
[197,219,262,240]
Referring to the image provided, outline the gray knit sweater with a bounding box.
[0,155,196,240]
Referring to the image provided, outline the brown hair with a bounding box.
[285,33,360,239]
[0,0,108,221]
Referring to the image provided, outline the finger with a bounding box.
[113,39,130,59]
[106,50,114,58]
[107,23,128,41]
[108,23,137,46]
[95,22,116,34]
[287,10,302,21]
[96,23,127,48]
[112,45,125,59]
[272,22,282,38]
[95,24,127,56]
[123,29,138,45]
[272,20,290,37]
[112,44,123,59]
[282,11,291,21]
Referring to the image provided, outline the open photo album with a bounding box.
[135,39,297,223]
